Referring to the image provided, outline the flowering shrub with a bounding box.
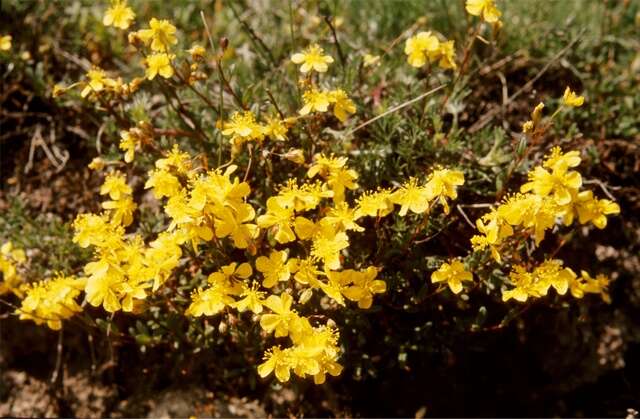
[0,0,628,404]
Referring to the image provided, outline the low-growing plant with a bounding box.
[0,0,627,403]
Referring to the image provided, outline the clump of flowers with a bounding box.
[470,146,619,264]
[17,275,85,330]
[404,31,457,70]
[289,44,357,122]
[431,91,619,305]
[502,260,610,303]
[465,0,502,24]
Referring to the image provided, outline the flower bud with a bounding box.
[88,157,105,171]
[284,149,305,165]
[219,37,229,51]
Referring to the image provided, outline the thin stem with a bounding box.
[50,327,63,385]
[217,58,246,109]
[228,2,277,67]
[324,15,346,72]
[171,63,220,114]
[244,144,254,182]
[266,89,285,119]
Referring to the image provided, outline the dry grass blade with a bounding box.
[346,84,447,137]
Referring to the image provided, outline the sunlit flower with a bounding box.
[0,35,12,51]
[291,44,334,73]
[103,0,135,30]
[431,260,473,294]
[465,0,502,23]
[145,53,174,80]
[562,86,584,107]
[137,18,178,52]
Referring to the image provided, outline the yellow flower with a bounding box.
[258,346,292,382]
[311,225,349,270]
[102,195,137,226]
[431,260,473,294]
[355,189,394,218]
[299,89,332,115]
[502,266,540,302]
[100,172,132,200]
[263,116,289,141]
[257,197,296,244]
[404,31,440,68]
[562,86,585,107]
[222,111,265,143]
[145,53,174,80]
[363,53,380,67]
[521,165,581,206]
[213,205,259,249]
[531,102,545,124]
[103,0,135,30]
[437,40,457,70]
[543,147,581,172]
[291,44,334,73]
[329,89,356,122]
[255,250,296,288]
[576,271,611,303]
[145,231,183,291]
[575,190,620,229]
[341,267,386,309]
[0,242,26,298]
[185,286,234,316]
[84,259,124,313]
[155,144,192,173]
[391,177,429,216]
[497,194,555,245]
[137,18,178,52]
[72,213,115,249]
[187,44,206,60]
[322,202,364,233]
[292,257,322,288]
[80,68,111,98]
[145,169,182,199]
[260,292,298,337]
[119,129,142,163]
[275,179,331,212]
[294,216,321,240]
[234,282,265,314]
[471,208,514,261]
[531,260,575,296]
[424,168,465,214]
[208,262,252,289]
[326,167,359,204]
[17,275,85,330]
[320,270,347,305]
[0,35,12,51]
[307,154,347,179]
[501,261,605,303]
[1,241,25,264]
[465,0,502,23]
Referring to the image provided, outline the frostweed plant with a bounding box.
[0,0,622,390]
